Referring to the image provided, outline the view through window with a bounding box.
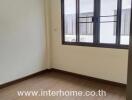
[62,0,131,48]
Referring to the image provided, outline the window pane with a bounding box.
[79,23,93,42]
[64,0,76,42]
[120,0,131,45]
[79,0,94,43]
[100,16,116,22]
[80,0,94,17]
[100,23,116,43]
[100,0,118,16]
[100,0,117,44]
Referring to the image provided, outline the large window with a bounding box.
[61,0,131,49]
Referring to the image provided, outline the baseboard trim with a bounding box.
[0,69,51,89]
[50,68,126,88]
[0,68,126,89]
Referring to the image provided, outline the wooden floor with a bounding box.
[0,71,126,100]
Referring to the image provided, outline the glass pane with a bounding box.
[120,0,131,45]
[80,0,94,17]
[100,23,116,44]
[79,18,92,23]
[100,0,117,44]
[79,0,94,42]
[100,0,118,16]
[79,23,93,42]
[64,0,76,42]
[100,16,116,22]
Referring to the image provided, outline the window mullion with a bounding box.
[61,0,65,43]
[76,0,80,42]
[116,0,122,45]
[93,0,100,44]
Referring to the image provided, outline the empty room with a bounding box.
[0,0,132,100]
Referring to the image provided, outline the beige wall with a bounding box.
[50,0,129,84]
[0,0,48,85]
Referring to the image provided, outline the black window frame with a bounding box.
[61,0,130,49]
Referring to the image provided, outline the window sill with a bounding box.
[62,42,129,49]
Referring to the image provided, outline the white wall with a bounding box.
[50,0,129,84]
[0,0,49,85]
